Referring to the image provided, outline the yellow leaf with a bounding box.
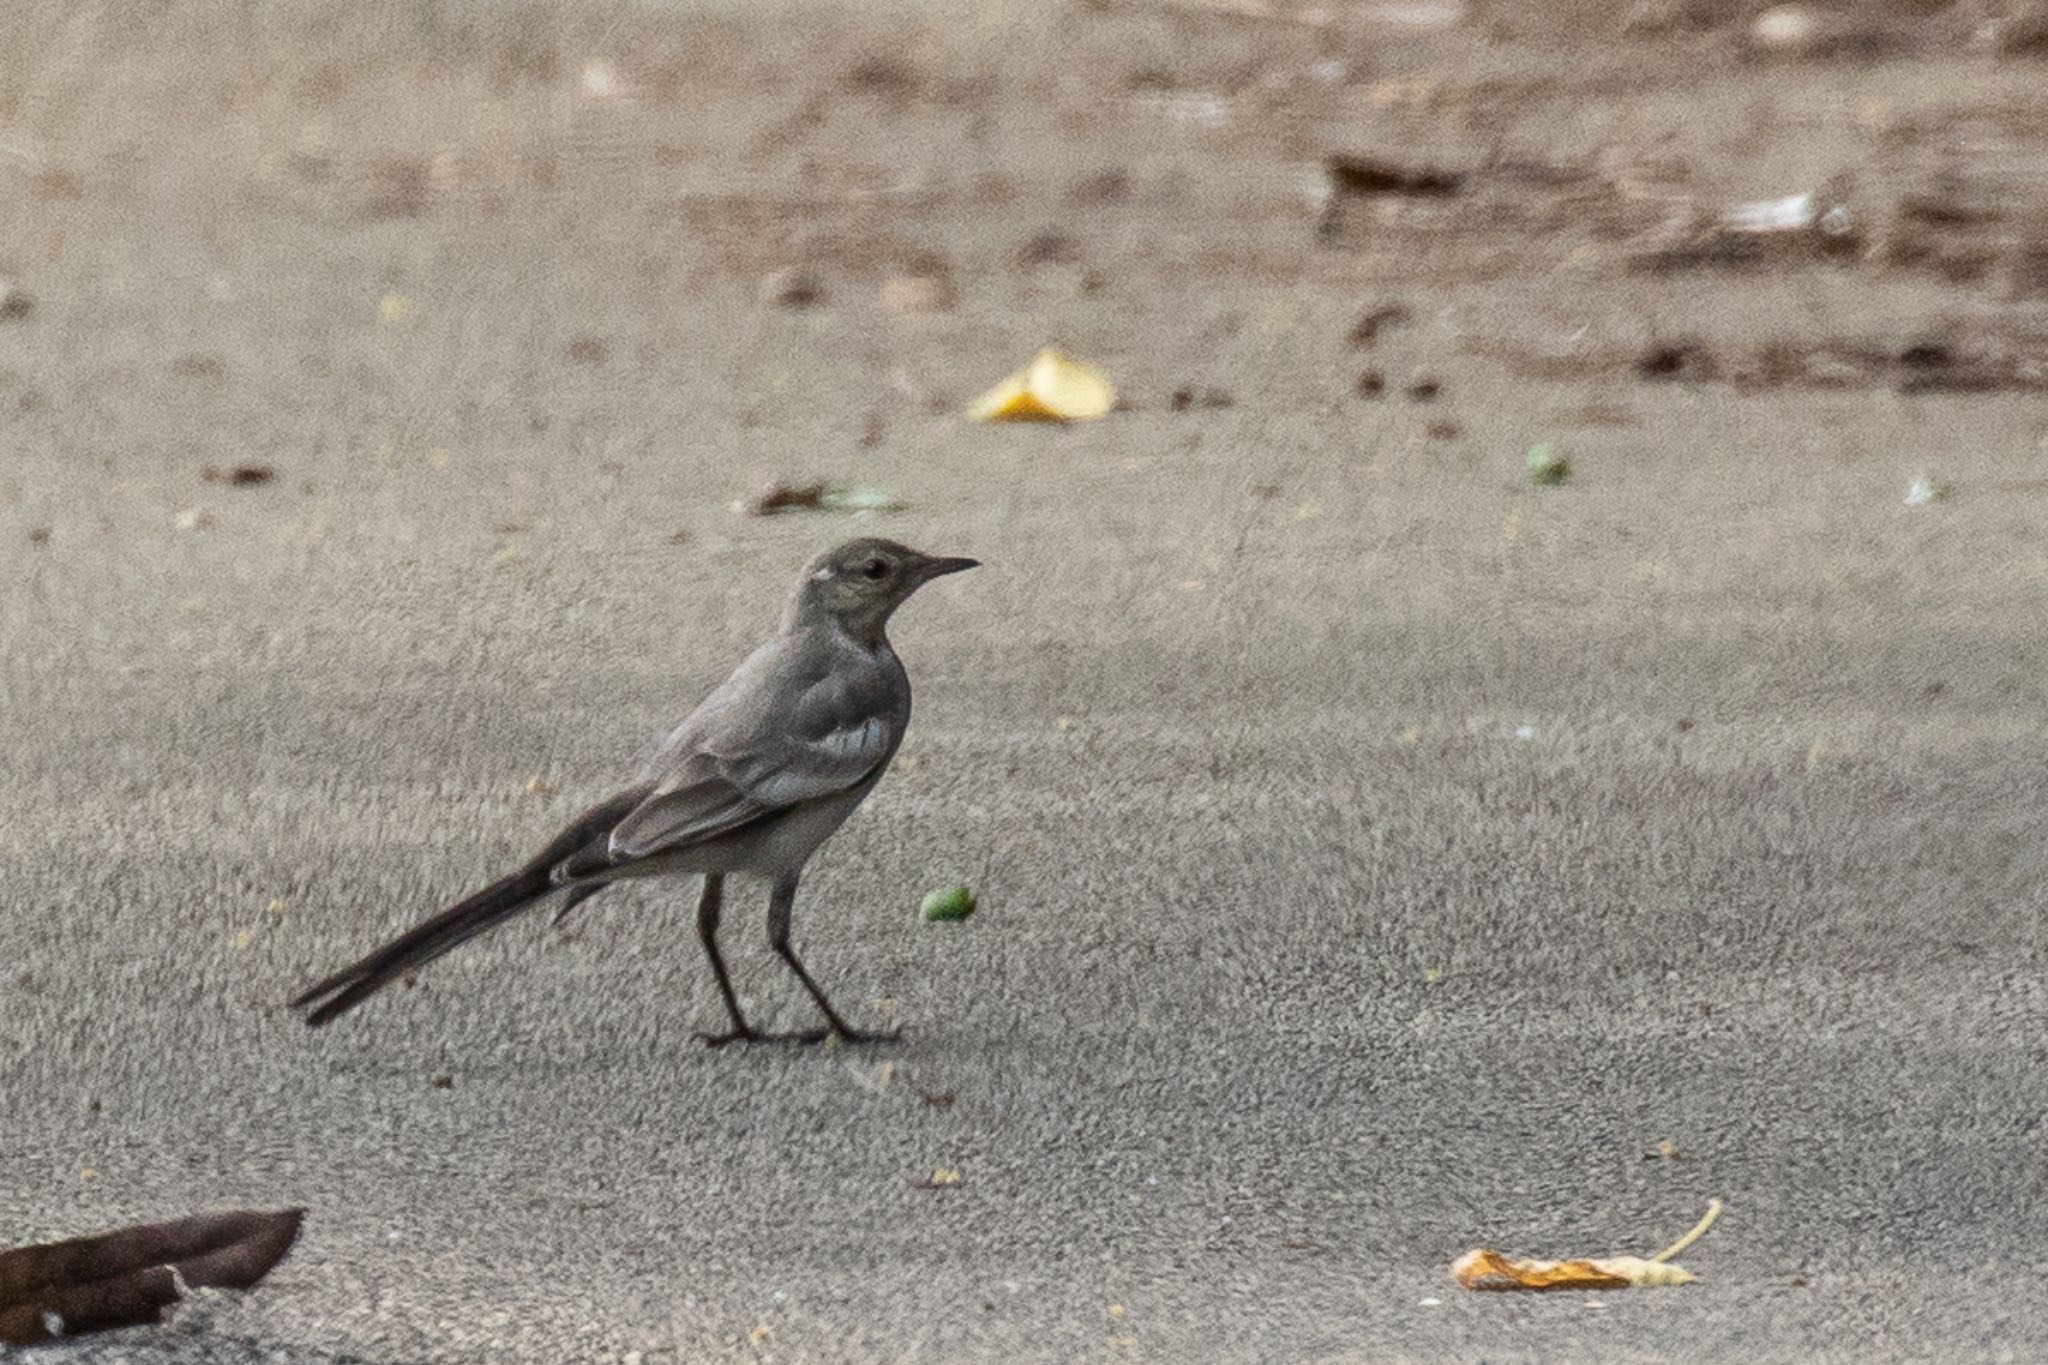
[379,293,412,324]
[1452,1200,1720,1292]
[967,348,1115,422]
[929,1168,962,1185]
[1453,1249,1694,1291]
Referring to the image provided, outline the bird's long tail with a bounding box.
[290,794,636,1027]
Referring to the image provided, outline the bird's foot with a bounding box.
[822,1023,901,1047]
[694,1026,767,1049]
[695,1025,855,1047]
[694,1024,901,1048]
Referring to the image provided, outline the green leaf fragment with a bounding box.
[1526,443,1570,485]
[921,885,977,922]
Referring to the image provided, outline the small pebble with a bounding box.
[1751,4,1819,51]
[759,267,825,308]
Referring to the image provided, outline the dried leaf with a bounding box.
[1325,155,1465,198]
[1452,1249,1695,1291]
[0,279,34,320]
[967,348,1115,422]
[1452,1200,1721,1294]
[201,464,276,487]
[742,482,908,516]
[0,1209,303,1345]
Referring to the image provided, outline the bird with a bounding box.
[290,537,978,1045]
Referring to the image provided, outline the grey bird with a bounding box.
[290,538,977,1045]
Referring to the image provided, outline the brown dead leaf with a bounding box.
[0,280,34,320]
[1452,1199,1720,1293]
[202,464,276,487]
[1453,1249,1693,1291]
[1349,303,1413,348]
[0,1209,303,1345]
[1325,155,1465,199]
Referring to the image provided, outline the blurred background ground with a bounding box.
[2,1,2046,1360]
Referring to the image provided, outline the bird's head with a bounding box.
[788,538,979,639]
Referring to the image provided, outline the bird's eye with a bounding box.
[862,558,890,580]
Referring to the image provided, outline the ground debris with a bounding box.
[1472,325,2048,394]
[740,482,907,516]
[1628,182,1863,271]
[0,279,33,320]
[967,347,1115,422]
[881,255,957,315]
[1526,442,1570,485]
[1349,304,1413,348]
[1325,155,1466,199]
[759,267,825,308]
[202,464,277,487]
[1169,385,1234,411]
[1905,475,1954,507]
[921,885,977,922]
[1454,1200,1721,1293]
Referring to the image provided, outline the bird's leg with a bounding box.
[767,871,898,1045]
[691,874,763,1047]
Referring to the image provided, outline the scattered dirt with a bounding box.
[202,465,277,487]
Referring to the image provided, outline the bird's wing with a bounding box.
[605,656,899,861]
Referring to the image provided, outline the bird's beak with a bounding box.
[917,556,980,580]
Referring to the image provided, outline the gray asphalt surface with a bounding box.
[5,3,2048,1361]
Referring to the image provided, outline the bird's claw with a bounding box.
[693,1027,765,1049]
[822,1024,901,1046]
[694,1024,900,1048]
